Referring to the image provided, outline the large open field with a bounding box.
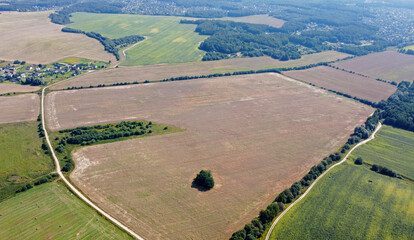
[0,83,40,95]
[68,13,208,66]
[0,182,133,239]
[333,51,414,83]
[0,121,53,200]
[352,125,414,180]
[284,66,397,102]
[0,11,114,64]
[51,51,350,90]
[0,94,39,124]
[45,73,372,239]
[218,15,285,28]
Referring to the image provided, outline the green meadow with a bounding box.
[68,13,207,66]
[0,121,53,200]
[0,182,133,239]
[352,125,414,180]
[270,163,414,240]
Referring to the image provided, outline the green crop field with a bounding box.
[67,13,208,66]
[0,182,133,239]
[352,125,414,180]
[0,121,53,200]
[269,163,414,240]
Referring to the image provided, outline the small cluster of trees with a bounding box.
[62,27,144,60]
[15,173,58,193]
[22,77,44,86]
[371,165,401,178]
[193,170,214,190]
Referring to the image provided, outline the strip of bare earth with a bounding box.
[41,84,145,240]
[265,122,383,240]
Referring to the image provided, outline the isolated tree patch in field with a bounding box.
[193,170,214,190]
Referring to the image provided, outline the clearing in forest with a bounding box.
[0,182,133,239]
[45,73,372,239]
[51,51,350,90]
[270,158,414,240]
[67,13,208,66]
[0,11,114,64]
[284,66,397,102]
[0,94,39,124]
[333,51,414,83]
[218,15,285,28]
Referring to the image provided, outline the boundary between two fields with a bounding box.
[41,85,145,240]
[264,122,383,240]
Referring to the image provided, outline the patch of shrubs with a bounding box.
[354,157,363,165]
[193,170,214,190]
[16,173,58,193]
[371,164,401,178]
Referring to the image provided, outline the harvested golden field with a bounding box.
[46,73,372,239]
[0,11,115,64]
[0,83,40,94]
[219,15,285,28]
[0,94,39,123]
[51,51,350,90]
[284,66,397,102]
[333,51,414,83]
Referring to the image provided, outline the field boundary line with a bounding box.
[41,84,145,240]
[265,122,382,240]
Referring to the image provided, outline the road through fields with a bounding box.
[265,122,383,240]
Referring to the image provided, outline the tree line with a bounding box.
[62,27,144,60]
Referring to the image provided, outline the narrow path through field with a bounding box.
[115,36,148,67]
[265,122,383,240]
[41,85,145,240]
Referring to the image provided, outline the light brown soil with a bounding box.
[0,83,40,95]
[51,51,350,90]
[0,11,115,64]
[0,94,39,123]
[333,51,414,83]
[46,73,373,239]
[284,66,397,102]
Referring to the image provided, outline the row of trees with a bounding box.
[229,115,379,240]
[62,27,144,60]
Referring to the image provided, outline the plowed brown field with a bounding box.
[51,51,350,90]
[0,11,115,64]
[284,66,397,102]
[45,73,373,239]
[333,51,414,83]
[0,94,39,123]
[0,83,40,95]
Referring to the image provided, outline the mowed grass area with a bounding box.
[0,11,114,64]
[270,163,414,240]
[352,125,414,180]
[333,51,414,83]
[46,73,373,239]
[68,13,208,66]
[0,182,133,239]
[0,122,53,200]
[51,51,350,90]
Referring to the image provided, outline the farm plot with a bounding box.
[333,51,414,83]
[218,15,285,28]
[284,66,397,102]
[0,94,39,123]
[0,11,114,64]
[0,182,133,239]
[352,125,414,180]
[269,163,414,240]
[51,51,350,90]
[67,12,208,66]
[46,73,373,239]
[0,83,40,95]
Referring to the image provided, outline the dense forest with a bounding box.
[62,27,144,60]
